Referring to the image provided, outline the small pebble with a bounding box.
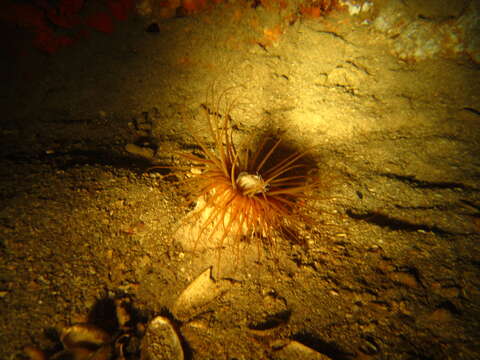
[125,143,155,159]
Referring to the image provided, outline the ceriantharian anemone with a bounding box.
[164,90,327,268]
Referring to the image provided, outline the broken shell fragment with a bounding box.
[61,323,111,348]
[48,345,113,360]
[49,350,76,360]
[23,346,47,360]
[115,298,132,330]
[87,345,114,360]
[273,340,333,360]
[61,323,111,351]
[141,316,184,360]
[172,267,227,320]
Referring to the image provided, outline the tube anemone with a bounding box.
[164,91,325,271]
